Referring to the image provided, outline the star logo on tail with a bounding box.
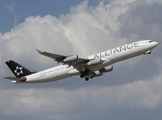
[14,66,23,76]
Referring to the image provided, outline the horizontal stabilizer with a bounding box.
[4,77,26,81]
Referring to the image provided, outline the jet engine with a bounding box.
[92,65,113,78]
[64,55,78,63]
[87,58,102,66]
[92,71,103,77]
[99,65,113,73]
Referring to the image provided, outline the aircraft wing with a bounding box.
[36,49,67,63]
[36,49,89,70]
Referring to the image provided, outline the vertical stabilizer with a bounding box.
[5,60,34,78]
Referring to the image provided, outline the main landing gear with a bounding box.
[80,69,90,78]
[80,69,93,81]
[85,76,94,81]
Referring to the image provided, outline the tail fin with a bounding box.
[5,60,34,78]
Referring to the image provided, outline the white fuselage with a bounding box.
[22,40,158,83]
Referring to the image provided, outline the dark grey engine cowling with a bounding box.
[87,58,102,65]
[64,55,78,63]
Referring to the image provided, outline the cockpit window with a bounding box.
[149,40,152,43]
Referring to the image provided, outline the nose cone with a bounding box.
[154,41,158,47]
[150,41,158,49]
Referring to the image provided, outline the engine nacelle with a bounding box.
[99,65,113,73]
[64,55,78,63]
[87,59,102,66]
[93,71,103,77]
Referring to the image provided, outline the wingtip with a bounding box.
[36,49,42,54]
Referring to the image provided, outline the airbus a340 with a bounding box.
[4,40,158,84]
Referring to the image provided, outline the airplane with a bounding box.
[4,40,158,84]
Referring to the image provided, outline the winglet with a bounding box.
[36,49,43,54]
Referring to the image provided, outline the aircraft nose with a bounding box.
[154,41,158,46]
